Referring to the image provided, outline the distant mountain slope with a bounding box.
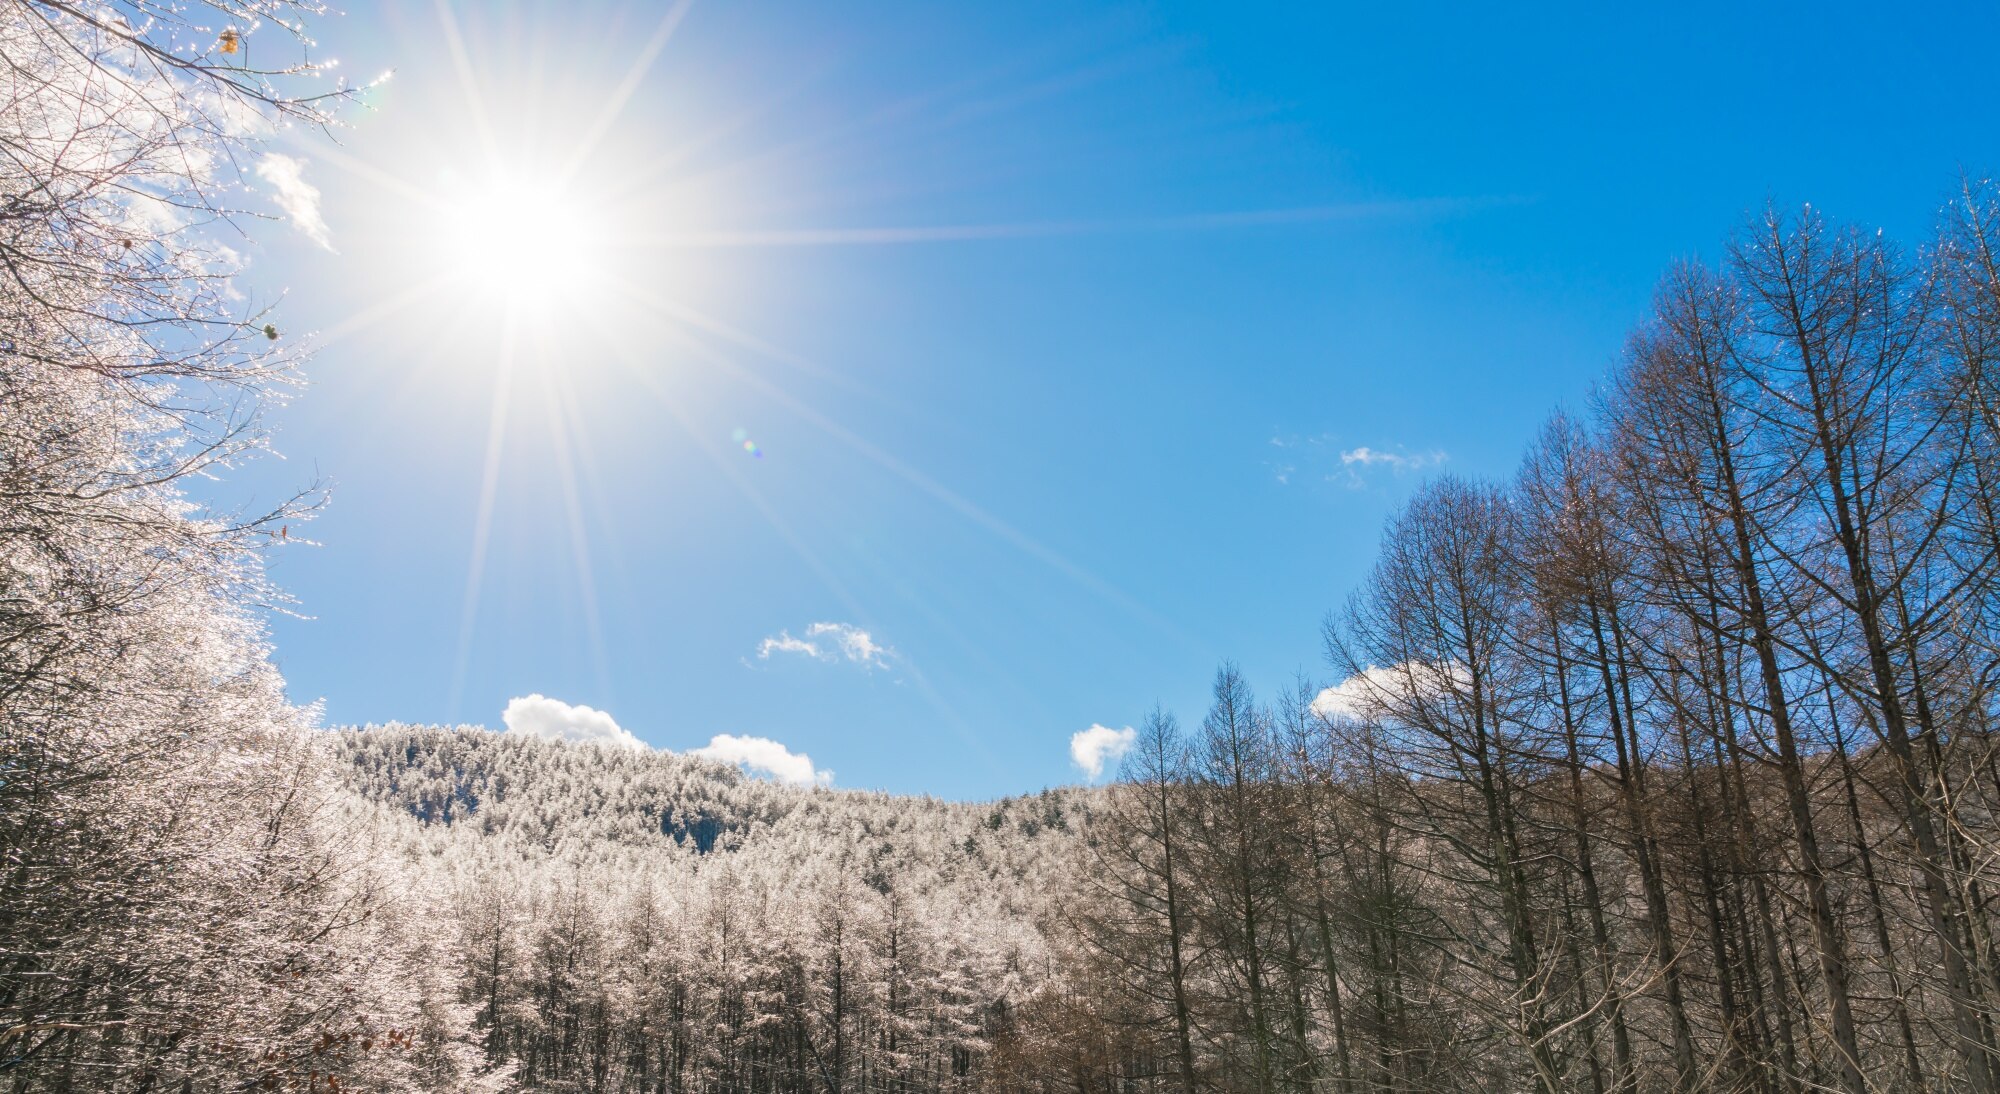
[335,724,796,853]
[333,723,1092,868]
[325,724,1094,1090]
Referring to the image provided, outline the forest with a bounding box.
[6,0,2000,1091]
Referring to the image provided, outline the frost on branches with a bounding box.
[0,2,491,1089]
[331,726,1087,1093]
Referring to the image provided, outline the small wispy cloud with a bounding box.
[1267,433,1305,485]
[1340,446,1447,471]
[692,733,832,787]
[502,694,645,749]
[755,622,893,670]
[1070,723,1137,782]
[758,633,820,659]
[255,153,332,250]
[1268,437,1298,485]
[1267,434,1445,487]
[1336,445,1447,487]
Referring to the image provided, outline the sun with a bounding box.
[430,166,612,317]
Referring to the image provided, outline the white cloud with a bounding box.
[120,192,183,238]
[1311,666,1400,721]
[1265,434,1443,488]
[1330,446,1449,489]
[1070,724,1137,781]
[755,622,893,669]
[692,733,832,787]
[1313,661,1468,722]
[1339,446,1447,473]
[502,694,645,750]
[254,153,332,250]
[497,696,833,786]
[757,633,820,659]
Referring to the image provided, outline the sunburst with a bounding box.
[292,0,1422,722]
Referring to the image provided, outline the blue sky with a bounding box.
[234,0,1999,798]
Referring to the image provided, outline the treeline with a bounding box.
[335,726,1084,1094]
[1013,193,2000,1093]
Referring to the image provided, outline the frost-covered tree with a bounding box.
[332,724,1087,1092]
[0,3,488,1088]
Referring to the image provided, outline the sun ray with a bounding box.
[432,0,504,174]
[594,342,882,686]
[273,131,446,212]
[446,314,520,719]
[625,293,909,411]
[553,0,697,192]
[629,36,1099,210]
[602,277,1203,652]
[275,276,483,463]
[843,532,1050,730]
[305,272,453,351]
[594,90,807,209]
[598,338,1000,765]
[872,652,1002,767]
[603,340,863,617]
[540,356,615,705]
[633,197,1496,250]
[547,351,638,613]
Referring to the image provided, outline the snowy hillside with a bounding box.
[327,725,1095,1089]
